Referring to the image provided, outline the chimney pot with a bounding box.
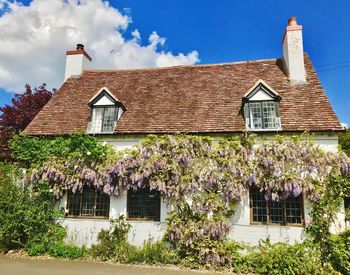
[76,43,84,51]
[288,17,297,26]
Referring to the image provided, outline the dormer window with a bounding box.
[87,88,124,134]
[243,80,282,131]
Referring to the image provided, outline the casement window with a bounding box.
[243,80,282,131]
[127,189,161,221]
[67,186,110,218]
[90,106,117,133]
[87,87,124,134]
[250,188,303,225]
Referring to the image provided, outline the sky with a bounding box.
[0,0,349,127]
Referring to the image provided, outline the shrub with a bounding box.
[232,240,331,275]
[0,163,65,252]
[328,229,350,274]
[48,242,85,259]
[89,217,179,265]
[26,242,47,256]
[89,216,131,261]
[10,133,115,167]
[122,241,180,265]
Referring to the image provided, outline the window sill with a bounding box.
[126,218,161,222]
[246,128,282,132]
[249,222,304,228]
[66,215,109,220]
[86,131,115,135]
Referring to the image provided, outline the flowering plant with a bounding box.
[24,134,350,267]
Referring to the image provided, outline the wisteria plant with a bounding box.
[25,133,350,267]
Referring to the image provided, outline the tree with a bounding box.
[339,128,350,157]
[0,84,54,161]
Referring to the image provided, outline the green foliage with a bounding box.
[328,229,350,274]
[26,223,67,256]
[89,216,131,261]
[232,240,332,275]
[114,241,180,265]
[10,133,115,167]
[89,217,179,265]
[0,163,65,251]
[26,242,47,256]
[47,242,85,259]
[306,176,350,267]
[339,128,350,157]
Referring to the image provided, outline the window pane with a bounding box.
[91,108,104,132]
[144,190,161,221]
[250,103,262,129]
[128,189,144,219]
[269,199,284,224]
[81,187,95,216]
[102,107,116,132]
[285,195,302,224]
[68,191,81,216]
[262,102,278,129]
[95,191,110,217]
[251,188,267,223]
[128,189,160,220]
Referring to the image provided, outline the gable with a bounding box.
[249,90,274,101]
[88,87,120,106]
[244,80,280,101]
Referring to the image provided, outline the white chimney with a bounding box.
[282,17,306,85]
[64,44,92,81]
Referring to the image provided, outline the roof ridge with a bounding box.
[84,57,279,73]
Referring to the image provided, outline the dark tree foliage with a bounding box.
[339,128,350,157]
[0,84,54,160]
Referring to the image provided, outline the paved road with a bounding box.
[0,255,218,275]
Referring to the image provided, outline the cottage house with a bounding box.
[25,18,345,247]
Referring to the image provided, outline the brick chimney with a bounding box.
[64,44,92,81]
[282,17,306,85]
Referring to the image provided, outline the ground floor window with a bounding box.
[127,188,161,221]
[250,188,303,225]
[67,186,110,218]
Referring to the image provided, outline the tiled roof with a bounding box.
[25,55,343,135]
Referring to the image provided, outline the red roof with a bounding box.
[25,54,343,135]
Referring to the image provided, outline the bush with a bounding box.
[328,229,350,274]
[0,163,65,252]
[48,242,85,259]
[89,217,179,265]
[89,216,131,261]
[122,241,180,265]
[26,242,47,256]
[10,133,115,167]
[232,240,331,275]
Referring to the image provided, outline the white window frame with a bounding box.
[243,81,282,131]
[87,88,124,134]
[247,101,281,131]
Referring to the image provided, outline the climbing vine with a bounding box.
[21,133,350,267]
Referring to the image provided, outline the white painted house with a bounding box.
[25,18,345,247]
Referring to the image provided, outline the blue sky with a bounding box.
[0,0,349,126]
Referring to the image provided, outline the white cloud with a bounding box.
[341,122,348,129]
[0,0,199,92]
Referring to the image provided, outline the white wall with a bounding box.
[64,53,91,81]
[282,24,306,85]
[58,193,170,247]
[227,191,310,245]
[58,134,346,247]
